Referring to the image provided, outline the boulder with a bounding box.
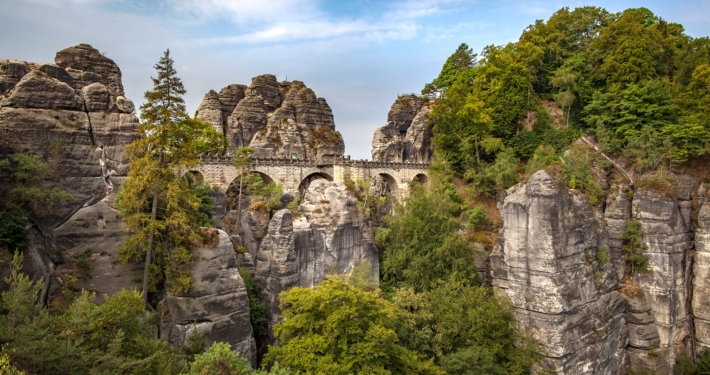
[50,199,142,304]
[218,84,246,120]
[247,74,282,112]
[82,82,109,112]
[161,229,256,366]
[0,71,84,110]
[387,94,424,133]
[54,43,124,95]
[0,60,30,95]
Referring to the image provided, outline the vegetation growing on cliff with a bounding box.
[116,50,226,302]
[0,149,73,253]
[427,6,710,196]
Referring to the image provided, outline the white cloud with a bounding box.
[163,0,470,47]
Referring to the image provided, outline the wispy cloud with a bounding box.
[164,0,471,46]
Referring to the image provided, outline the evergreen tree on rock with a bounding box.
[117,49,226,305]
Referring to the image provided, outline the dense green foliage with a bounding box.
[376,168,479,293]
[0,253,293,374]
[374,169,543,374]
[117,50,226,299]
[237,266,269,337]
[674,350,710,375]
[0,253,188,374]
[428,6,710,194]
[264,277,444,375]
[0,151,73,253]
[390,281,543,374]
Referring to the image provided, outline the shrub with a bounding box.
[465,205,488,231]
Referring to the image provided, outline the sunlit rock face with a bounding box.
[371,94,434,163]
[491,170,628,374]
[196,76,344,160]
[0,44,139,305]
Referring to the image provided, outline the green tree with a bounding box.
[621,219,651,276]
[588,10,665,86]
[377,171,479,293]
[117,49,226,304]
[263,277,444,375]
[0,152,73,253]
[431,80,500,173]
[425,43,477,95]
[390,281,543,374]
[551,66,579,124]
[237,266,269,337]
[183,342,251,375]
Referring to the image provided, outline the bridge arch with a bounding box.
[298,172,334,196]
[183,170,205,187]
[375,173,398,198]
[412,173,428,185]
[225,171,276,210]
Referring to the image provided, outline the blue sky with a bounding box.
[2,0,709,159]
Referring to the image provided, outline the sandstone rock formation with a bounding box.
[244,180,378,339]
[0,44,139,304]
[195,76,344,159]
[372,94,434,163]
[159,229,256,366]
[491,171,627,374]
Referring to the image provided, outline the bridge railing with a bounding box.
[198,154,430,170]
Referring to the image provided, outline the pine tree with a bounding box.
[621,219,651,276]
[117,50,225,305]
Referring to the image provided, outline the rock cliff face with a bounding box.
[0,44,139,304]
[246,181,378,333]
[159,229,256,366]
[492,170,705,374]
[371,94,434,163]
[196,76,344,159]
[491,171,627,374]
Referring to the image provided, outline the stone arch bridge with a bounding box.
[188,155,430,200]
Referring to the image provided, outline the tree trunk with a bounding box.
[143,189,159,307]
[475,138,480,164]
[567,104,571,126]
[235,172,244,234]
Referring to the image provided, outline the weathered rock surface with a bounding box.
[249,180,378,342]
[695,183,710,352]
[50,198,142,304]
[491,171,627,374]
[388,94,424,133]
[54,43,124,95]
[195,90,224,134]
[161,229,256,366]
[371,121,403,162]
[255,210,299,328]
[1,71,84,110]
[0,44,139,306]
[196,76,344,159]
[294,179,378,287]
[627,183,693,372]
[372,95,434,163]
[0,60,30,95]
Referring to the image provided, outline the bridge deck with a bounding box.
[199,154,430,169]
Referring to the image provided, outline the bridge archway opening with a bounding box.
[373,173,397,215]
[298,172,334,197]
[412,173,428,185]
[183,170,205,187]
[374,173,398,197]
[225,171,275,211]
